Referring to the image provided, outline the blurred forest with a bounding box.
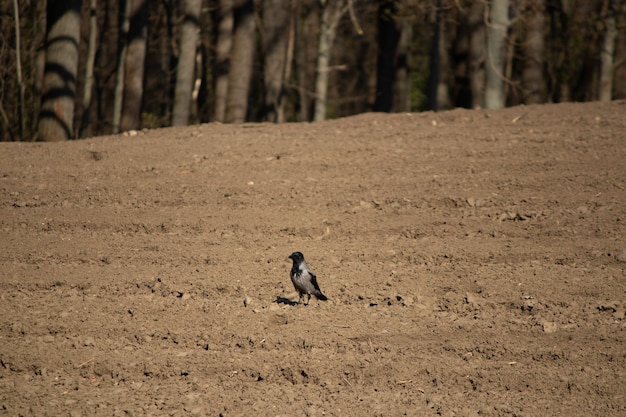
[0,0,624,141]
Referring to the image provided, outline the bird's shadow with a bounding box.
[275,296,299,306]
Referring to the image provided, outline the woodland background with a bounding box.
[0,0,624,142]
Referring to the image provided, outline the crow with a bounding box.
[288,251,328,305]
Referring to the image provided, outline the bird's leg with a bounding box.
[305,293,311,306]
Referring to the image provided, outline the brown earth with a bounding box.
[1,101,625,417]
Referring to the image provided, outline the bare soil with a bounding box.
[1,101,625,417]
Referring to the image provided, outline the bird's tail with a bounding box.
[315,292,328,301]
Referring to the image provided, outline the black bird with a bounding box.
[288,251,328,305]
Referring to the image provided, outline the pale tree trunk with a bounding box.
[522,0,546,104]
[173,0,202,126]
[214,0,233,122]
[38,0,82,141]
[263,0,290,123]
[112,0,132,134]
[79,0,98,138]
[485,0,510,109]
[468,1,486,109]
[600,0,618,102]
[314,0,346,121]
[121,0,148,131]
[225,0,256,123]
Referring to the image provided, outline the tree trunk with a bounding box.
[214,0,234,122]
[485,0,510,109]
[430,3,450,111]
[468,1,486,109]
[121,0,148,131]
[374,0,400,112]
[374,0,413,112]
[522,0,546,104]
[112,0,132,134]
[314,0,345,122]
[158,1,177,125]
[13,0,24,140]
[600,0,618,102]
[38,0,82,141]
[173,0,202,126]
[263,0,290,123]
[31,0,47,140]
[612,0,626,99]
[225,0,256,123]
[79,0,98,138]
[296,0,319,122]
[393,17,411,112]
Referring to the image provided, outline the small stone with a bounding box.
[402,296,415,307]
[542,321,558,333]
[269,303,281,311]
[464,293,480,306]
[616,248,626,263]
[244,296,253,307]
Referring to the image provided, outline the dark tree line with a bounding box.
[0,0,624,141]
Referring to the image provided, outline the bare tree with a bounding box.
[314,0,347,121]
[263,0,290,122]
[214,0,234,122]
[13,0,24,140]
[429,2,450,111]
[121,0,148,131]
[79,0,98,138]
[375,0,399,112]
[112,0,132,134]
[468,1,486,109]
[611,0,626,99]
[522,0,546,104]
[375,0,410,112]
[394,16,411,112]
[38,0,82,141]
[173,0,202,126]
[296,0,320,122]
[31,0,47,139]
[485,0,510,109]
[225,0,256,123]
[600,0,618,101]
